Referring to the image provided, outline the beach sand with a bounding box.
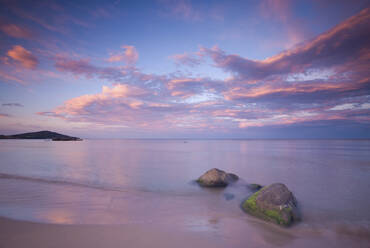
[2,216,370,248]
[0,217,228,248]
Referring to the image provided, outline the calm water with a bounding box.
[0,139,369,247]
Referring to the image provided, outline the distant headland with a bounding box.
[0,131,82,141]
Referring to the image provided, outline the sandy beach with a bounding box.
[0,217,228,248]
[1,215,370,248]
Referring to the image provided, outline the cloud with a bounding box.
[46,83,149,117]
[170,52,202,67]
[0,22,33,39]
[0,113,11,117]
[102,84,148,98]
[216,7,369,74]
[39,83,170,126]
[2,103,24,107]
[55,49,141,82]
[0,71,25,84]
[200,8,370,103]
[203,6,369,79]
[107,45,139,65]
[55,58,101,77]
[55,57,131,82]
[54,55,217,98]
[40,8,370,132]
[7,45,39,69]
[223,79,369,102]
[38,80,226,131]
[2,1,90,34]
[329,102,370,111]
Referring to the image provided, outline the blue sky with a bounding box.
[0,0,369,138]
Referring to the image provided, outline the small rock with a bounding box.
[196,168,239,187]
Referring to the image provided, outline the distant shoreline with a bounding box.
[2,138,369,141]
[0,131,82,141]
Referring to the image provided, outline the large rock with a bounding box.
[196,168,238,187]
[242,183,300,226]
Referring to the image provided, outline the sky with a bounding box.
[0,0,369,139]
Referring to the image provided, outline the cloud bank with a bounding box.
[34,8,370,134]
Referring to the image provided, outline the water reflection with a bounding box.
[42,209,74,224]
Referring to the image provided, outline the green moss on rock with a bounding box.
[242,190,259,211]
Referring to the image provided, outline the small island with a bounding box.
[0,131,82,141]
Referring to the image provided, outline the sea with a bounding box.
[0,139,369,247]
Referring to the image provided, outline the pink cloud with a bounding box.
[107,45,139,65]
[0,23,33,39]
[0,71,25,84]
[196,8,370,104]
[55,58,100,77]
[167,77,203,90]
[202,7,370,81]
[3,1,90,34]
[55,57,131,82]
[39,8,369,131]
[170,90,193,98]
[55,84,148,115]
[223,80,362,100]
[7,45,39,69]
[38,80,218,131]
[170,52,202,67]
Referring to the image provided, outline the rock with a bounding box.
[196,168,239,187]
[223,193,235,200]
[242,183,300,226]
[227,173,239,181]
[248,183,263,191]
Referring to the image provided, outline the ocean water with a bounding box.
[0,139,369,247]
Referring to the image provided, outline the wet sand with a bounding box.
[1,216,370,248]
[0,217,228,248]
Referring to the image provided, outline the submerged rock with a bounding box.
[242,183,300,226]
[227,173,239,181]
[196,168,239,187]
[223,193,235,200]
[248,183,263,191]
